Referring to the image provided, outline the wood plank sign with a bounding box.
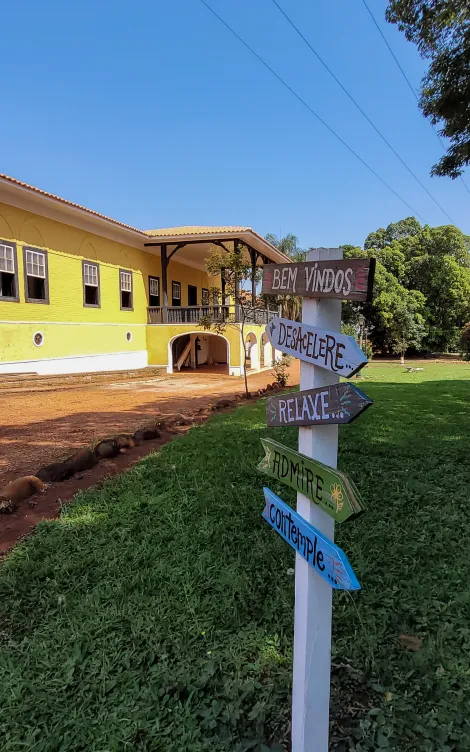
[262,257,375,301]
[265,316,368,378]
[262,487,361,591]
[266,383,372,427]
[258,437,364,523]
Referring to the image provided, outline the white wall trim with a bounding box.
[0,349,148,375]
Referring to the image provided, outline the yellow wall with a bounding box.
[0,202,221,366]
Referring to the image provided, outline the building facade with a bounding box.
[0,175,287,377]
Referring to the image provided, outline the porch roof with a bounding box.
[143,226,291,266]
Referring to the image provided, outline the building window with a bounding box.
[82,261,100,307]
[172,281,181,307]
[0,241,19,301]
[202,288,210,306]
[149,276,160,306]
[33,331,44,347]
[24,247,49,303]
[120,269,133,310]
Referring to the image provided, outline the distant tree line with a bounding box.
[265,221,470,357]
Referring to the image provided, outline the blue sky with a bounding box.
[2,0,468,249]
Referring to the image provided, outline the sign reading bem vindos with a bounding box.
[262,257,375,301]
[262,487,361,591]
[258,438,364,523]
[265,316,368,378]
[266,383,372,427]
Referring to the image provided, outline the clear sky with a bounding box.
[2,0,469,249]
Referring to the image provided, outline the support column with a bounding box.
[161,244,168,324]
[234,239,241,322]
[249,247,258,307]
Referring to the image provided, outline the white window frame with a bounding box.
[119,269,133,310]
[172,281,181,301]
[24,247,49,303]
[0,241,20,302]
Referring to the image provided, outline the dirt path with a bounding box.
[0,364,299,555]
[0,364,297,486]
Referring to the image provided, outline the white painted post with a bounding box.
[292,247,343,752]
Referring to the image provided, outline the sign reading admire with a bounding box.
[262,487,361,591]
[258,437,364,523]
[261,257,375,301]
[266,383,372,427]
[265,316,368,378]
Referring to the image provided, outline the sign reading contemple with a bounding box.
[262,257,375,301]
[258,437,364,523]
[265,316,368,378]
[266,383,372,427]
[262,487,361,591]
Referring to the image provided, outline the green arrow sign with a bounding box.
[257,438,364,523]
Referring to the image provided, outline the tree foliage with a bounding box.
[264,233,306,321]
[386,0,470,178]
[202,244,260,396]
[342,217,470,355]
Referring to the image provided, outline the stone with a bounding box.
[94,439,120,460]
[0,497,17,514]
[265,383,274,391]
[64,449,98,473]
[271,382,281,391]
[115,434,136,450]
[37,462,74,483]
[0,476,45,504]
[134,428,161,443]
[214,399,232,409]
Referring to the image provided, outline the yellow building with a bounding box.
[0,174,288,377]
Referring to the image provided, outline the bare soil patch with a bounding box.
[0,363,299,554]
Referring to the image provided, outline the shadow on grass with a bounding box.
[0,380,469,751]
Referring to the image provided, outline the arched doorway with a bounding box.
[245,332,259,371]
[260,332,273,368]
[168,332,229,374]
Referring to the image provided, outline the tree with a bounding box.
[265,233,305,260]
[200,244,260,397]
[460,321,470,359]
[386,0,470,178]
[264,233,306,321]
[364,228,387,250]
[387,293,427,364]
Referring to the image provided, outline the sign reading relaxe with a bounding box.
[262,257,375,301]
[266,383,372,427]
[258,437,364,523]
[265,316,368,378]
[262,487,361,591]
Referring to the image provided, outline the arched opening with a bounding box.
[260,332,273,369]
[168,332,229,375]
[245,332,259,371]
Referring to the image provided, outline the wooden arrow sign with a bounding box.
[258,437,364,523]
[266,383,372,427]
[265,316,367,378]
[262,487,361,591]
[262,257,375,301]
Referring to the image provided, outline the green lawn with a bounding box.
[1,362,470,751]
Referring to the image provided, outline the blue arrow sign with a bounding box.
[262,487,361,591]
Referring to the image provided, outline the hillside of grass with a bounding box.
[1,362,469,751]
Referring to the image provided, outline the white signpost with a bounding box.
[292,247,343,752]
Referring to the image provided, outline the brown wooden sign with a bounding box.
[262,257,375,301]
[266,383,372,427]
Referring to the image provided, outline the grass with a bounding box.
[1,361,470,751]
